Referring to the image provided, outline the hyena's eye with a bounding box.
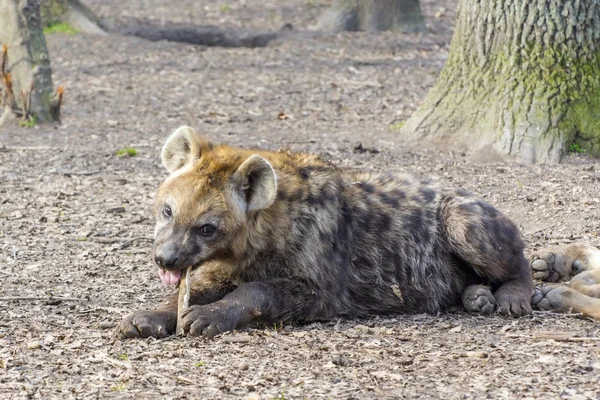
[198,224,216,237]
[163,204,172,219]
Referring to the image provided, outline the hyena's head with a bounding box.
[153,126,278,285]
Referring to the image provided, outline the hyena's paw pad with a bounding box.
[182,302,237,339]
[462,285,496,315]
[530,251,570,282]
[531,286,569,312]
[116,310,176,339]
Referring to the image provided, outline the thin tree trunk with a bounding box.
[401,0,600,163]
[0,0,56,122]
[315,0,425,33]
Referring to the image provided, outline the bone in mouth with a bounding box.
[176,266,192,335]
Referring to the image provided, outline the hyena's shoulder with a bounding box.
[258,149,345,204]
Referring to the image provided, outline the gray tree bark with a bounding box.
[0,0,57,122]
[315,0,425,33]
[401,0,600,163]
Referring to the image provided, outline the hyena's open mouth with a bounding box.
[158,263,203,286]
[158,268,182,285]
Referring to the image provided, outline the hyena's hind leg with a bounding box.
[530,243,600,282]
[569,269,600,298]
[442,194,533,316]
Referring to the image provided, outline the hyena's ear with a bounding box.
[231,155,278,212]
[161,126,209,173]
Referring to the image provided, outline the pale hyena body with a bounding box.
[117,126,533,339]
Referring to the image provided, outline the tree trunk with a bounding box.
[315,0,425,33]
[40,0,105,34]
[0,0,57,122]
[401,0,600,164]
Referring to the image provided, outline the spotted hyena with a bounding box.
[116,126,534,339]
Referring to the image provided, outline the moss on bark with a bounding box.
[402,0,600,163]
[40,0,105,34]
[39,0,68,24]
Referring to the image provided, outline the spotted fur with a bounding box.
[116,127,533,339]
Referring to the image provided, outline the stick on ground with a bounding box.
[0,296,80,302]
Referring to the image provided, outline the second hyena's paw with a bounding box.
[531,250,571,282]
[531,286,570,312]
[462,285,496,315]
[115,310,176,339]
[531,243,600,282]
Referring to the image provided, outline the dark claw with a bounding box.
[494,288,532,317]
[115,310,176,339]
[182,302,239,339]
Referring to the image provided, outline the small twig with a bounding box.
[534,331,600,342]
[531,310,586,318]
[176,376,195,385]
[44,320,66,328]
[283,139,317,144]
[118,237,154,250]
[4,146,53,151]
[90,236,128,244]
[61,169,102,176]
[116,249,149,255]
[0,45,62,122]
[111,228,128,237]
[0,45,7,78]
[0,296,81,302]
[82,236,152,248]
[3,72,17,110]
[25,83,33,117]
[51,86,64,121]
[103,357,131,370]
[20,89,28,120]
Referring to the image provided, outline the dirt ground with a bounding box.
[1,0,600,399]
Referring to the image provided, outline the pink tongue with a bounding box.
[159,268,182,285]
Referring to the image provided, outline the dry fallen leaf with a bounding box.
[27,341,41,350]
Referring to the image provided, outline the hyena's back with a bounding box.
[265,163,529,318]
[324,171,519,317]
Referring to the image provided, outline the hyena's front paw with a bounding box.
[182,301,241,339]
[531,286,570,312]
[116,310,176,339]
[494,284,532,317]
[462,285,496,315]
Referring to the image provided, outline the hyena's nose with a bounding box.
[154,251,179,269]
